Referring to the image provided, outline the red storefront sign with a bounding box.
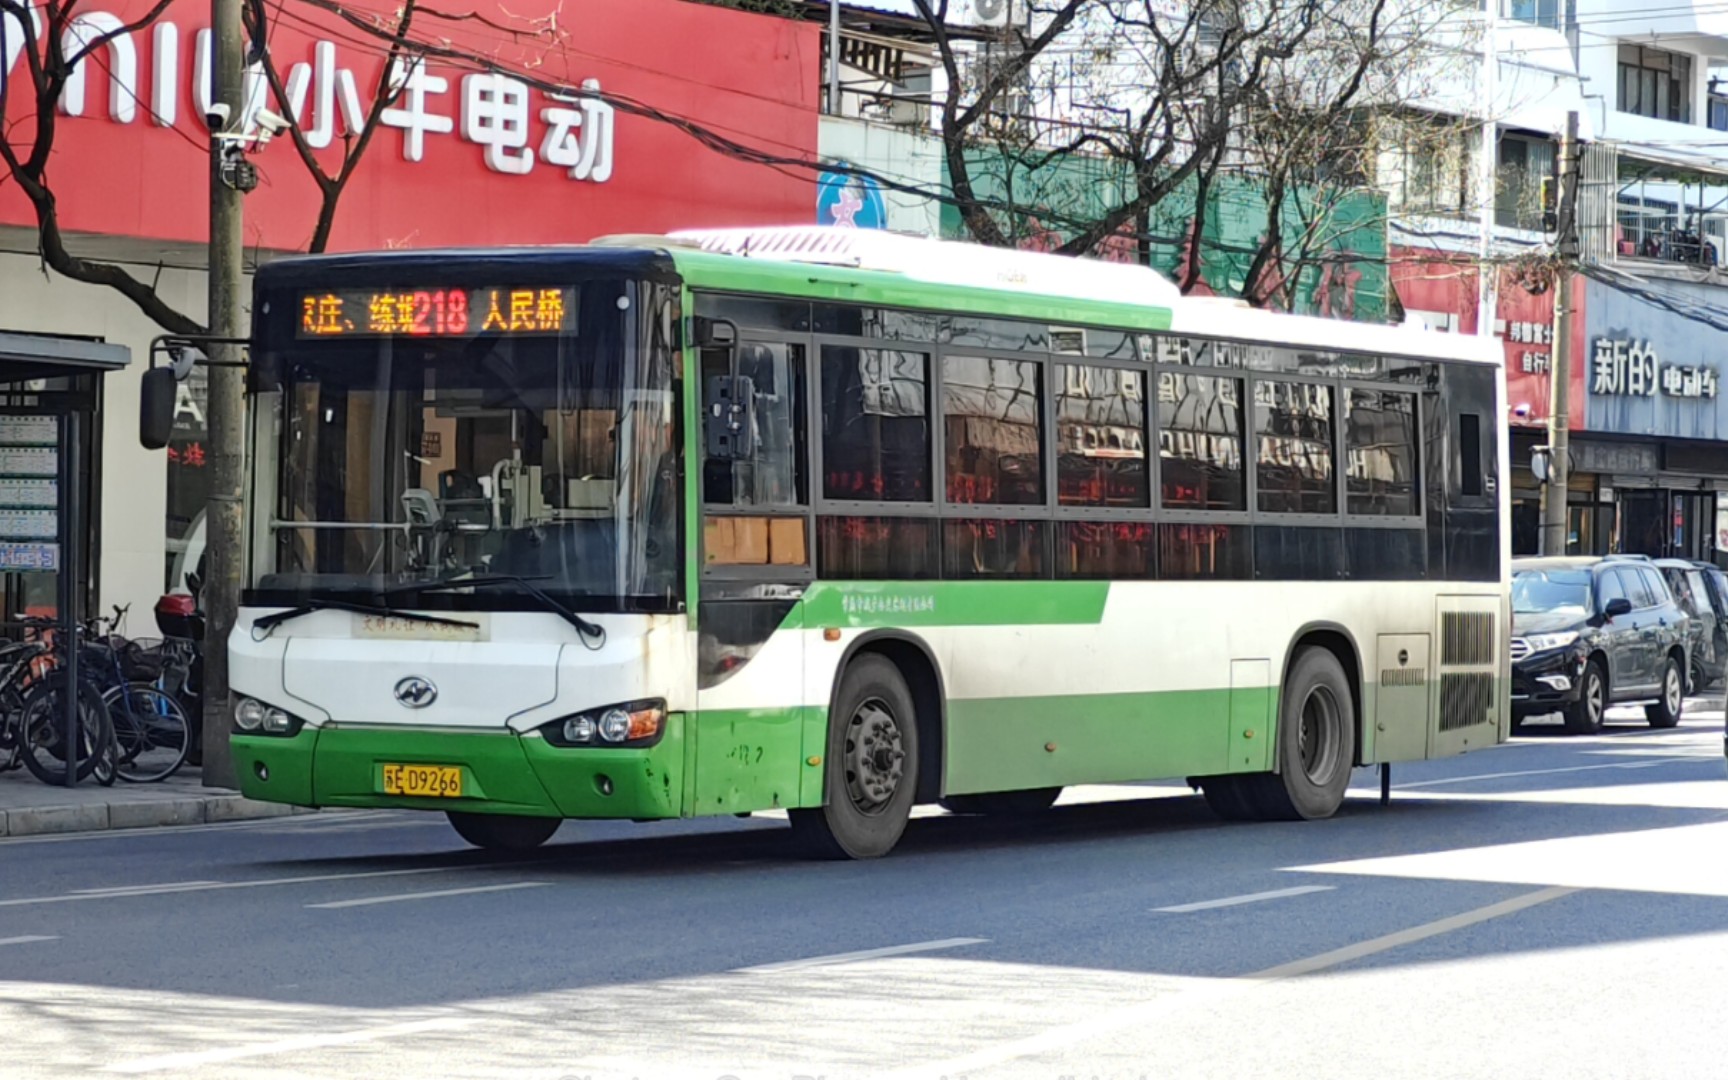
[1390,249,1586,429]
[2,0,819,250]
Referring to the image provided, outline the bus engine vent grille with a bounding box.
[1438,672,1495,731]
[1441,611,1495,666]
[1380,667,1427,688]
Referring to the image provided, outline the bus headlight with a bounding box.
[541,700,665,748]
[598,708,633,743]
[234,698,265,731]
[234,696,304,737]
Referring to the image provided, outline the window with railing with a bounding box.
[1619,45,1693,123]
[1383,123,1472,217]
[1496,134,1555,230]
[1617,201,1721,266]
[1709,94,1728,132]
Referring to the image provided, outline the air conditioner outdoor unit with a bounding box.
[951,0,1013,29]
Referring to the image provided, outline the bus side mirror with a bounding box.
[140,367,177,450]
[704,375,758,461]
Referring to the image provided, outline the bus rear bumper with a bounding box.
[232,719,686,820]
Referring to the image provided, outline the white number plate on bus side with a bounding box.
[355,613,487,642]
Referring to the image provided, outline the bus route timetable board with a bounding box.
[0,415,59,571]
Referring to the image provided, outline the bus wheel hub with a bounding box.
[846,700,904,811]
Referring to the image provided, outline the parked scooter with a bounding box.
[154,557,205,765]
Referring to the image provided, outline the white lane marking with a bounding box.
[0,862,528,908]
[305,881,548,909]
[71,881,220,895]
[1395,757,1693,789]
[1153,885,1335,913]
[0,935,58,946]
[882,886,1575,1079]
[1254,885,1577,977]
[735,937,989,974]
[104,1016,470,1074]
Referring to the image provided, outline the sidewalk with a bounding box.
[0,764,317,838]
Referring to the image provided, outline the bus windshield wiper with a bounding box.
[252,598,481,637]
[382,574,606,645]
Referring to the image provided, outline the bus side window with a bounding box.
[1458,412,1483,498]
[702,342,810,569]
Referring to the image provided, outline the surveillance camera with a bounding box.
[1512,402,1533,419]
[254,108,291,137]
[168,346,204,381]
[205,102,232,129]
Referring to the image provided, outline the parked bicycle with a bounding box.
[7,606,191,785]
[6,616,111,786]
[85,606,193,783]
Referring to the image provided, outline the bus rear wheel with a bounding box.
[1210,647,1355,823]
[790,655,919,859]
[446,811,561,851]
[940,787,1061,816]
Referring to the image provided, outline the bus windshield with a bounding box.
[251,278,680,612]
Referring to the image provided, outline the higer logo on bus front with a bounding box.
[393,677,438,709]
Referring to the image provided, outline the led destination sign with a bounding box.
[297,287,573,338]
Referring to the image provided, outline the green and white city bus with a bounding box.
[220,227,1508,857]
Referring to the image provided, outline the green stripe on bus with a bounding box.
[943,688,1254,794]
[800,581,1111,628]
[670,251,1174,332]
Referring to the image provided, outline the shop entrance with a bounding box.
[1620,489,1715,561]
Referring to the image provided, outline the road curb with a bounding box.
[0,793,317,838]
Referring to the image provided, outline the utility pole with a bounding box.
[827,0,841,115]
[1542,110,1581,557]
[1475,0,1499,343]
[202,0,248,788]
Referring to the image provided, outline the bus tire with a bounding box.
[446,811,560,851]
[790,655,919,859]
[1244,646,1356,821]
[940,787,1061,816]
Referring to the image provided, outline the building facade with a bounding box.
[1375,0,1728,564]
[1,0,820,619]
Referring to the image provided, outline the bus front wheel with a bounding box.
[446,811,561,851]
[790,655,920,859]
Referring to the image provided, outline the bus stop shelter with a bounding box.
[0,331,130,785]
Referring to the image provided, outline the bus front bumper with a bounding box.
[232,719,686,820]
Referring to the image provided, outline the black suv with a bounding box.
[1511,556,1688,734]
[1656,558,1722,692]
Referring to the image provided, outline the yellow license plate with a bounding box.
[381,764,463,798]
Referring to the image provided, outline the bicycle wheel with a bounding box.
[18,674,112,785]
[104,684,190,783]
[0,686,21,771]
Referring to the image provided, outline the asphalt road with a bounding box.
[2,702,1726,1080]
